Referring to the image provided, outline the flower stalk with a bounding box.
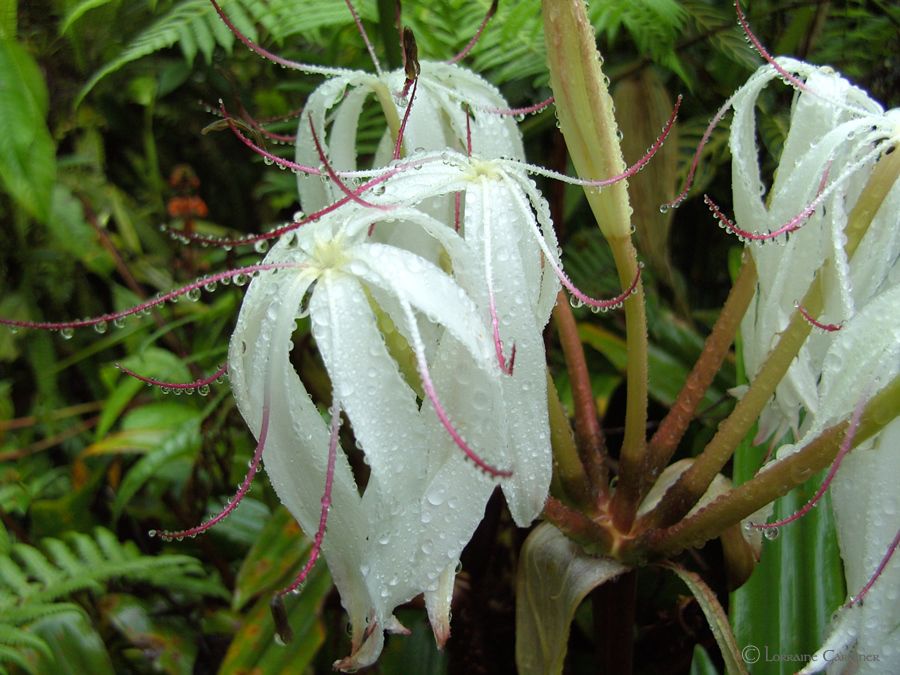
[542,0,649,529]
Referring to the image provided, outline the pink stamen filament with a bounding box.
[465,111,473,157]
[0,263,298,333]
[343,0,382,76]
[735,2,811,95]
[796,304,842,332]
[489,288,516,376]
[506,174,643,310]
[453,192,462,232]
[704,162,831,241]
[308,115,391,211]
[153,383,273,541]
[483,96,555,117]
[521,95,682,188]
[221,101,321,175]
[116,362,228,390]
[847,528,900,607]
[277,402,343,596]
[448,0,498,64]
[401,301,511,478]
[393,77,419,160]
[663,98,732,210]
[751,396,865,531]
[208,0,345,77]
[240,104,297,144]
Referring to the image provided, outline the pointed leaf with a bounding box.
[663,562,748,675]
[515,522,627,675]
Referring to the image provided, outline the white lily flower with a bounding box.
[726,59,900,440]
[294,60,525,216]
[765,285,900,674]
[228,204,513,669]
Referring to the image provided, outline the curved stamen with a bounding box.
[208,0,350,77]
[517,95,682,187]
[482,95,555,117]
[308,115,392,211]
[0,263,298,333]
[117,363,228,391]
[343,0,382,76]
[448,0,498,64]
[393,77,419,160]
[277,401,343,596]
[400,301,512,478]
[663,97,733,210]
[734,2,811,95]
[505,174,642,311]
[751,396,865,532]
[151,379,273,541]
[239,103,297,144]
[221,101,322,175]
[703,158,857,242]
[795,304,842,332]
[847,527,900,608]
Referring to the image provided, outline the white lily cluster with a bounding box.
[727,59,899,673]
[230,60,561,669]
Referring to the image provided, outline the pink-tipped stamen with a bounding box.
[221,101,321,175]
[393,77,419,160]
[663,98,732,210]
[308,115,391,211]
[453,192,462,232]
[400,301,511,478]
[480,186,515,376]
[847,528,900,608]
[735,2,811,95]
[506,173,643,311]
[342,0,382,76]
[277,402,343,596]
[520,95,682,188]
[483,96,555,117]
[751,395,865,531]
[796,304,843,332]
[152,383,273,541]
[208,0,348,77]
[0,263,298,334]
[448,0,498,64]
[117,362,228,391]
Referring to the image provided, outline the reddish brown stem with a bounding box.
[642,253,756,497]
[553,291,609,499]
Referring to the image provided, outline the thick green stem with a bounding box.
[639,146,900,531]
[375,0,402,70]
[643,252,757,497]
[641,374,900,559]
[553,291,609,498]
[546,371,594,509]
[542,0,648,529]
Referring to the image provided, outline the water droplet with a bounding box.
[186,288,201,302]
[160,386,171,395]
[113,317,126,328]
[60,328,74,340]
[204,281,218,292]
[197,384,210,396]
[94,321,108,334]
[763,527,780,541]
[234,274,249,286]
[254,240,269,254]
[659,204,670,214]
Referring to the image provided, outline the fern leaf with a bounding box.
[75,0,259,107]
[0,624,52,659]
[9,546,60,588]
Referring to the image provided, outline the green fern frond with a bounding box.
[0,527,225,669]
[76,0,259,107]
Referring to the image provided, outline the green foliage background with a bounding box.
[0,0,895,672]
